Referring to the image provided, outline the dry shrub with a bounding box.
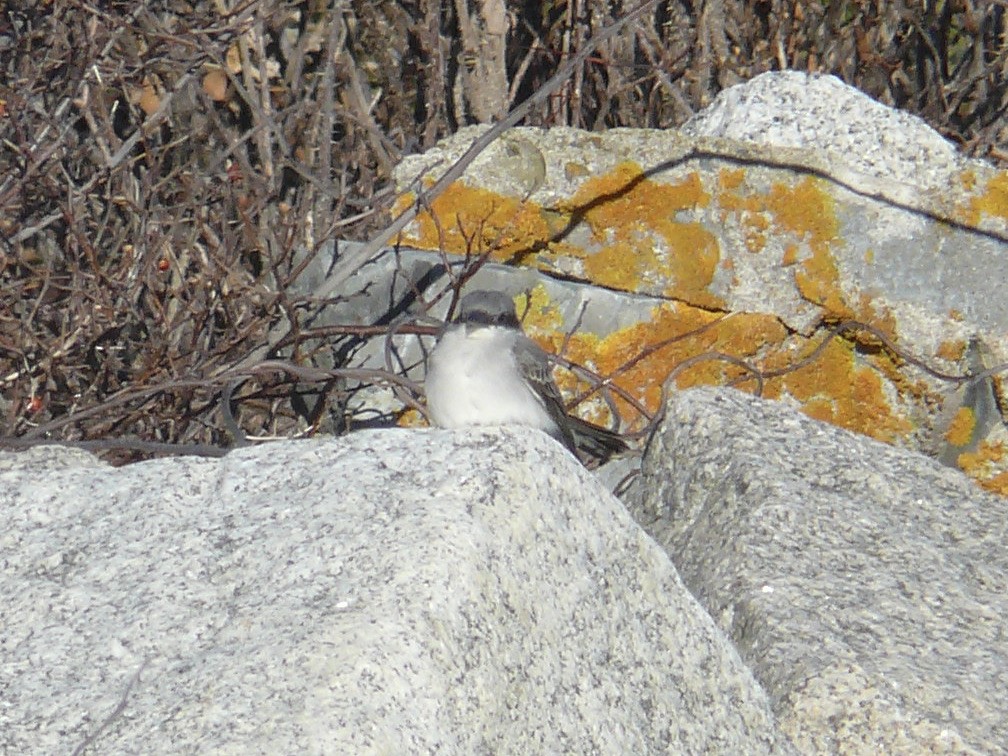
[1,0,1005,460]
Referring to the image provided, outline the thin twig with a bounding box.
[225,0,662,374]
[71,659,148,756]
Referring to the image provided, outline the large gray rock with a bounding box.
[387,72,1008,487]
[633,387,1008,753]
[682,71,963,191]
[0,432,787,754]
[393,89,1008,338]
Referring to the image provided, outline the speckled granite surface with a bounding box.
[635,387,1008,753]
[1,430,786,754]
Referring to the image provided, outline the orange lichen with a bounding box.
[398,407,426,428]
[399,162,730,305]
[561,163,723,308]
[742,213,770,253]
[567,161,709,222]
[515,282,912,445]
[522,295,788,429]
[770,338,852,402]
[958,440,1007,467]
[795,247,849,314]
[541,302,725,425]
[944,406,977,447]
[397,182,554,262]
[957,441,1008,496]
[764,178,839,248]
[580,239,654,292]
[968,171,1008,222]
[802,398,836,425]
[761,336,912,443]
[658,224,722,305]
[517,286,563,331]
[850,366,897,425]
[979,471,1008,497]
[741,176,851,317]
[839,295,905,387]
[715,177,769,254]
[716,173,849,312]
[936,339,967,362]
[719,168,746,191]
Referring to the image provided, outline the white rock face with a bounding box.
[385,71,1008,471]
[0,431,786,754]
[635,387,1008,752]
[682,70,963,190]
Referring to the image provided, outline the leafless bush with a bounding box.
[1,0,1005,461]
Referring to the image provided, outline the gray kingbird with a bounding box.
[425,290,627,463]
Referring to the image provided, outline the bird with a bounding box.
[424,290,627,464]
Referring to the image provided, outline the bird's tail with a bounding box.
[566,415,630,467]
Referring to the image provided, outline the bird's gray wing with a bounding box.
[512,333,629,464]
[510,335,577,452]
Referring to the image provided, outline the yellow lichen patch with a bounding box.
[578,225,722,306]
[850,366,910,439]
[781,244,800,267]
[562,163,722,307]
[802,398,836,425]
[527,291,912,444]
[754,177,852,317]
[719,168,746,191]
[768,338,851,402]
[856,291,899,333]
[833,296,921,413]
[544,303,719,425]
[708,311,789,357]
[864,249,875,265]
[794,246,849,314]
[398,407,426,428]
[564,162,590,180]
[744,233,767,254]
[957,441,1008,496]
[716,174,848,312]
[761,336,912,443]
[936,339,967,362]
[958,440,1007,468]
[944,406,977,446]
[660,311,789,391]
[764,177,839,247]
[967,171,1008,223]
[537,291,899,447]
[978,471,1008,497]
[526,299,788,430]
[397,182,553,261]
[800,289,902,386]
[516,285,564,331]
[743,213,770,253]
[391,191,414,217]
[714,175,770,254]
[580,239,655,293]
[659,224,722,305]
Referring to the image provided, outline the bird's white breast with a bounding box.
[425,325,557,433]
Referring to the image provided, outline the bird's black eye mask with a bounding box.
[459,310,521,329]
